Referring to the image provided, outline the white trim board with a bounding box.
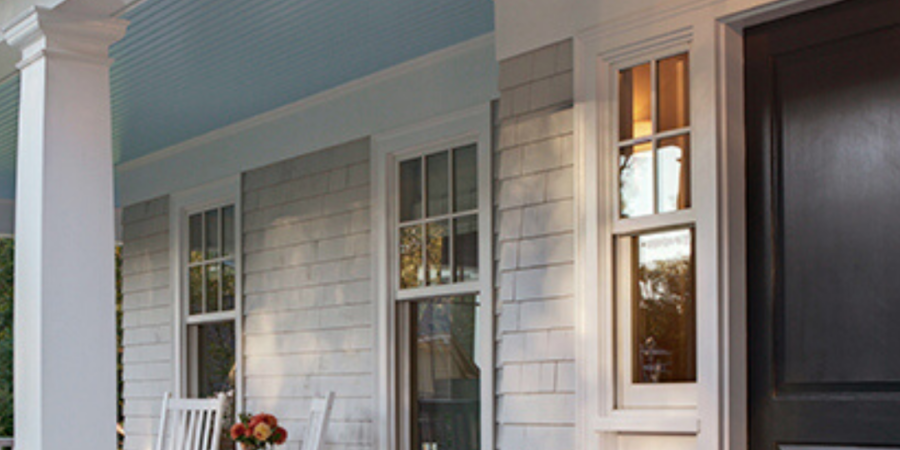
[0,199,124,240]
[371,104,494,450]
[116,33,498,207]
[168,175,244,413]
[573,2,846,450]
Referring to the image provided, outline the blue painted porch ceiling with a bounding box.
[110,0,495,164]
[0,0,494,198]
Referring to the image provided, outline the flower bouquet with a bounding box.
[230,413,288,450]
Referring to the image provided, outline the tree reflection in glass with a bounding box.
[632,229,696,383]
[407,296,480,450]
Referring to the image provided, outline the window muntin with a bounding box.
[398,145,479,290]
[613,52,696,408]
[183,202,239,448]
[398,295,481,450]
[390,136,488,450]
[617,54,691,218]
[187,206,236,315]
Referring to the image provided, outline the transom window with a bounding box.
[398,144,479,290]
[614,52,697,408]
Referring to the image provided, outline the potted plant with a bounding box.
[230,413,288,450]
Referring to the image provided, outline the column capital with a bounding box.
[2,6,128,69]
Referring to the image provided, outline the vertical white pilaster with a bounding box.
[2,7,127,450]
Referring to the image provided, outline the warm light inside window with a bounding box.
[618,54,691,218]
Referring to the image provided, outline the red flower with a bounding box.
[230,423,247,440]
[248,414,265,430]
[261,413,278,428]
[274,427,288,445]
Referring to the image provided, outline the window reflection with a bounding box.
[188,321,236,449]
[620,142,654,218]
[657,135,691,213]
[454,215,478,282]
[619,63,652,141]
[426,221,451,285]
[657,54,690,133]
[617,53,691,219]
[427,153,450,217]
[401,225,424,289]
[404,296,480,450]
[400,159,423,222]
[453,145,478,213]
[631,229,696,383]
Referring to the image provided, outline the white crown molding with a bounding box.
[116,32,496,174]
[2,6,128,69]
[576,0,712,45]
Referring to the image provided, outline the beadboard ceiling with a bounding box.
[0,0,495,198]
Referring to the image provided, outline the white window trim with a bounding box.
[372,104,494,450]
[574,2,841,450]
[611,46,698,410]
[575,20,713,445]
[170,175,243,413]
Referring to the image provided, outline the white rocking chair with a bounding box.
[300,392,334,450]
[155,392,227,450]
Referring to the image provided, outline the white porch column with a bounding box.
[2,7,127,450]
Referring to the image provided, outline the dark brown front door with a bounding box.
[746,0,900,449]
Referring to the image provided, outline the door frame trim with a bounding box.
[573,1,847,450]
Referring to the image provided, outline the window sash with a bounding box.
[611,50,698,410]
[395,145,481,293]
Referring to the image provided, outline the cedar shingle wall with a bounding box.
[242,138,373,450]
[121,196,173,450]
[494,39,577,450]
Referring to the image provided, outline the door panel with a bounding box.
[746,0,900,448]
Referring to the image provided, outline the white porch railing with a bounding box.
[0,437,12,449]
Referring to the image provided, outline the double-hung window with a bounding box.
[394,142,489,450]
[613,52,696,408]
[177,191,241,448]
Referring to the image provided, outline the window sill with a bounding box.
[593,409,700,434]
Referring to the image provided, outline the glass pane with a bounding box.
[222,205,235,257]
[189,266,203,315]
[632,229,696,383]
[400,158,423,222]
[408,296,480,450]
[400,225,424,289]
[426,152,450,217]
[619,63,652,141]
[619,141,654,218]
[206,263,220,313]
[205,209,219,260]
[187,321,236,448]
[454,215,479,282]
[657,134,691,213]
[658,53,690,133]
[222,260,235,311]
[454,144,478,212]
[189,214,203,263]
[426,221,451,285]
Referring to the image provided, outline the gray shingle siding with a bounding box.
[495,39,577,450]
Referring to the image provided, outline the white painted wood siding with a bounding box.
[242,138,373,450]
[122,196,174,450]
[494,40,577,450]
